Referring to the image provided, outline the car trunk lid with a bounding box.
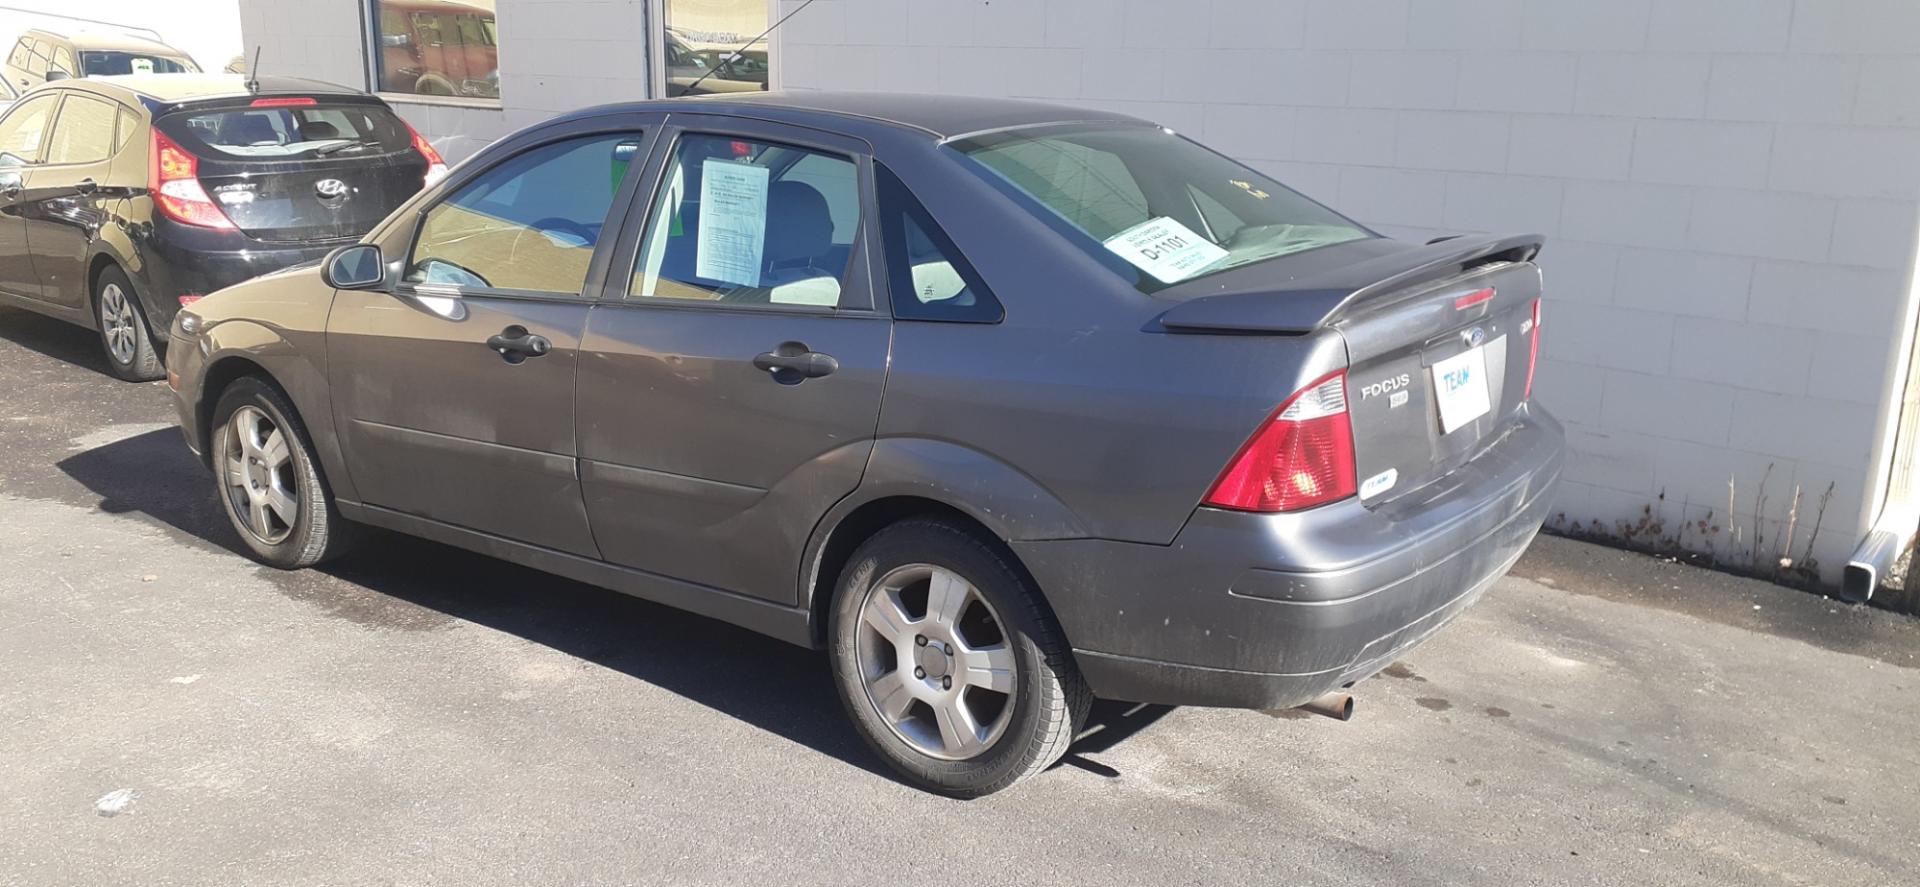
[1160,233,1545,505]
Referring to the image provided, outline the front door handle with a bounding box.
[753,343,838,383]
[74,177,97,195]
[485,325,551,364]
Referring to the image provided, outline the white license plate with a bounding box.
[1431,345,1492,434]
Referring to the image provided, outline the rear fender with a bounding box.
[798,437,1088,614]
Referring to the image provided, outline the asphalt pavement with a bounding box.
[2,305,1917,886]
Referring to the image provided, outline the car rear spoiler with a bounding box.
[1157,233,1545,334]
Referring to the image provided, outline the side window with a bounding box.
[405,132,644,294]
[8,39,27,69]
[875,163,1001,323]
[630,133,860,308]
[114,107,139,152]
[0,95,58,165]
[44,94,117,165]
[51,46,74,77]
[25,41,47,78]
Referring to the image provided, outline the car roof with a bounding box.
[22,28,189,56]
[63,74,366,105]
[650,91,1145,140]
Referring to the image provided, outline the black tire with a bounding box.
[829,518,1091,797]
[94,266,163,382]
[208,376,353,569]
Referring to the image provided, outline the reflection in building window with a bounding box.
[662,0,771,97]
[371,0,500,100]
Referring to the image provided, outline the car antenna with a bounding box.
[245,45,262,93]
[679,0,816,96]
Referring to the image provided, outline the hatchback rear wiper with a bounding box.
[312,139,382,157]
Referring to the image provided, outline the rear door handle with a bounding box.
[75,178,97,195]
[486,325,552,364]
[753,344,838,382]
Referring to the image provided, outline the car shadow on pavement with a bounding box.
[0,306,116,376]
[56,428,1183,791]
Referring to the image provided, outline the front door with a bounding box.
[327,127,650,556]
[578,120,891,603]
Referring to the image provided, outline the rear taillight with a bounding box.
[405,121,449,188]
[1524,298,1542,400]
[1203,371,1358,513]
[150,129,234,229]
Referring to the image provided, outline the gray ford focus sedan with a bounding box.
[167,93,1564,796]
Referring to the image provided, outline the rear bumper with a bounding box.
[138,221,338,330]
[1015,404,1564,709]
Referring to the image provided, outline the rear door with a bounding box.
[153,97,427,243]
[0,92,55,300]
[20,90,129,309]
[327,122,651,556]
[577,116,891,604]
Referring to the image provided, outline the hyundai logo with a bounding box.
[314,178,350,201]
[1463,326,1487,348]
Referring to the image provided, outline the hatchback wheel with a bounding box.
[830,519,1090,796]
[95,268,162,382]
[210,376,352,569]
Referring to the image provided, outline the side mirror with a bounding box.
[322,244,384,289]
[43,70,68,82]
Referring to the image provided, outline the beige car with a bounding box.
[3,29,199,92]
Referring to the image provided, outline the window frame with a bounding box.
[390,125,659,303]
[601,114,882,318]
[360,0,503,109]
[42,92,123,168]
[0,92,64,166]
[873,161,1003,324]
[647,0,780,99]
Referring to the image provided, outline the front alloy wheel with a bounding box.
[208,376,353,569]
[220,405,299,546]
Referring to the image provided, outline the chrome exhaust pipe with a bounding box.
[1297,691,1354,721]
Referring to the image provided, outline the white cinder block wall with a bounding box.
[240,0,1920,584]
[239,0,655,162]
[779,0,1920,582]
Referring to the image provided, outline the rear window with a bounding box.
[949,124,1371,294]
[79,51,196,76]
[158,102,411,160]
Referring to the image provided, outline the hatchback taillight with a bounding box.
[405,121,449,188]
[1524,298,1542,400]
[149,129,234,229]
[1203,371,1357,512]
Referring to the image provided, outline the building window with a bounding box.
[369,0,500,101]
[658,0,772,97]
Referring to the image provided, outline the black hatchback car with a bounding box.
[0,74,446,380]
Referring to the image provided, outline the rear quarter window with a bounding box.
[158,103,410,160]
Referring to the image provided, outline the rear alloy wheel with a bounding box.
[210,376,352,569]
[830,519,1089,796]
[95,268,162,382]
